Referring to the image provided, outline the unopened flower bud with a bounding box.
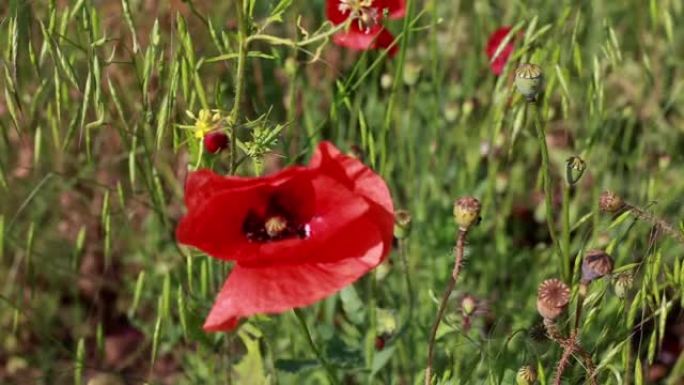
[613,272,633,299]
[536,278,570,320]
[393,210,412,240]
[203,131,229,154]
[516,365,538,385]
[461,294,478,317]
[453,197,481,231]
[581,249,614,284]
[565,156,586,185]
[380,73,393,90]
[514,64,543,102]
[599,190,624,213]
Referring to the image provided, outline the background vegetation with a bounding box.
[1,0,684,384]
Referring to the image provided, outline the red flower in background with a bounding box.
[486,26,516,75]
[327,0,406,55]
[177,141,394,331]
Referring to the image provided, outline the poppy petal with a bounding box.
[183,167,307,211]
[310,141,394,252]
[326,0,350,25]
[485,26,515,76]
[333,26,398,56]
[177,172,316,262]
[203,215,385,331]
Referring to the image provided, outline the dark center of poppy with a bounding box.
[338,0,380,33]
[242,198,311,243]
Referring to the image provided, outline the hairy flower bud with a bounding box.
[613,272,634,299]
[514,64,543,101]
[581,249,614,284]
[536,278,570,320]
[565,156,586,185]
[599,190,624,213]
[453,197,481,231]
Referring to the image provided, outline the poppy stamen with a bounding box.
[338,0,380,33]
[265,215,288,238]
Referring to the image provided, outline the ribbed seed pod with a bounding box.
[514,64,544,101]
[536,278,570,320]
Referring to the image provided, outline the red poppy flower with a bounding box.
[485,26,516,75]
[326,0,406,55]
[176,141,394,331]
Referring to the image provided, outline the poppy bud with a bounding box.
[453,197,482,231]
[374,335,386,351]
[203,131,229,154]
[394,210,412,240]
[599,190,624,213]
[380,73,393,90]
[516,365,537,385]
[613,272,633,299]
[461,294,478,317]
[536,278,570,320]
[514,64,543,102]
[565,156,586,185]
[581,249,614,284]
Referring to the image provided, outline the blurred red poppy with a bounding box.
[326,0,406,55]
[177,141,394,331]
[486,26,516,75]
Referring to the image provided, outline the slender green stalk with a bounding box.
[230,0,248,174]
[425,229,467,385]
[293,308,340,385]
[531,104,563,268]
[561,184,571,281]
[246,22,348,47]
[380,0,414,175]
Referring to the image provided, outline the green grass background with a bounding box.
[1,0,684,384]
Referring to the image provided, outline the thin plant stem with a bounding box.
[561,183,571,281]
[380,0,414,175]
[246,22,348,47]
[425,229,467,385]
[398,239,416,381]
[230,0,248,174]
[531,103,563,272]
[626,203,684,244]
[293,308,340,385]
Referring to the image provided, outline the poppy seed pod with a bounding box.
[599,190,624,213]
[516,365,538,385]
[453,197,481,231]
[514,64,543,101]
[203,131,229,154]
[393,210,412,240]
[613,272,634,299]
[581,249,614,284]
[536,278,570,320]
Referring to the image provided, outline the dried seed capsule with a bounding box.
[516,365,538,385]
[514,64,543,101]
[581,249,614,284]
[599,190,624,213]
[536,278,570,320]
[453,197,482,231]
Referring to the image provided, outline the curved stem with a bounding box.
[293,308,340,385]
[246,22,348,47]
[626,203,684,245]
[425,229,467,385]
[531,104,563,272]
